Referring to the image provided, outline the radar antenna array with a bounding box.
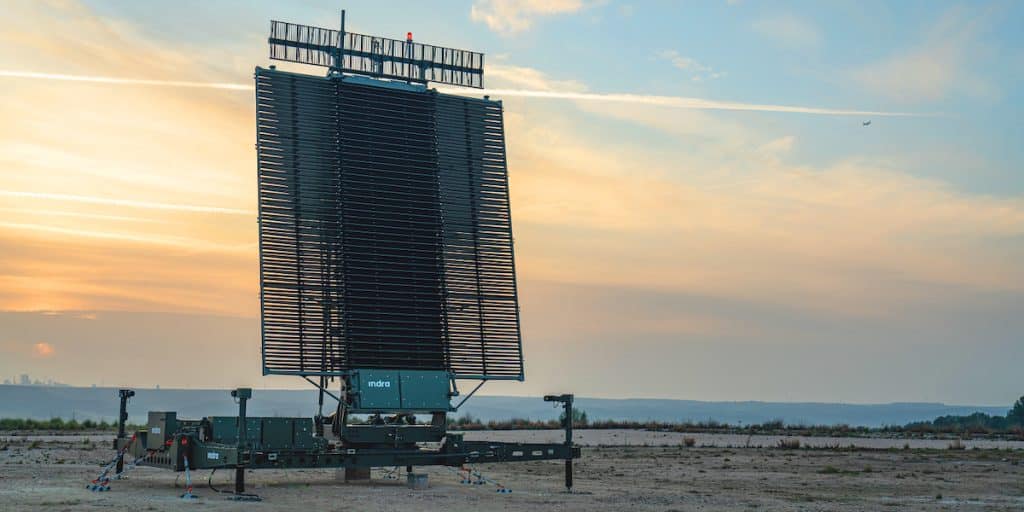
[104,12,579,500]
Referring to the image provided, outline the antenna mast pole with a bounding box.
[333,10,346,75]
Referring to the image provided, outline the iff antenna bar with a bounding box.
[268,10,484,88]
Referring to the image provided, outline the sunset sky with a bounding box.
[0,0,1022,405]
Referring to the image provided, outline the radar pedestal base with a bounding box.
[344,468,371,482]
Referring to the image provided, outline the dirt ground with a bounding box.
[2,432,1024,511]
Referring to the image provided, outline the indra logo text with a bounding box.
[368,380,392,388]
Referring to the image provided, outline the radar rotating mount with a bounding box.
[106,9,580,499]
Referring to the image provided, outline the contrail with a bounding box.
[0,190,254,216]
[0,69,917,117]
[0,221,256,253]
[439,88,919,117]
[0,206,166,223]
[0,70,253,91]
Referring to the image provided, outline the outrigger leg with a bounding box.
[544,394,575,491]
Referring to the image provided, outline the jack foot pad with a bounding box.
[406,473,429,490]
[227,494,262,502]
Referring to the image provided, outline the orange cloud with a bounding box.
[501,92,1024,318]
[0,0,1019,334]
[0,1,259,316]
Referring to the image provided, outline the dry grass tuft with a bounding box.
[777,438,801,449]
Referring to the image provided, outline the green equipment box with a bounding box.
[146,412,177,450]
[349,369,451,412]
[208,416,318,451]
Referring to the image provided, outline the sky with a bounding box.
[0,0,1021,405]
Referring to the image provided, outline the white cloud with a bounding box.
[758,135,796,155]
[752,14,821,48]
[470,0,592,36]
[657,50,724,82]
[487,63,588,92]
[852,7,996,103]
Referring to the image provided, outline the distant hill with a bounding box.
[0,385,1007,428]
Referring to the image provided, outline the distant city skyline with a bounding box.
[2,373,69,387]
[0,1,1021,404]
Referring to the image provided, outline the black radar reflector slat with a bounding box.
[255,67,523,379]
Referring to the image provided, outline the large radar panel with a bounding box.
[255,18,522,380]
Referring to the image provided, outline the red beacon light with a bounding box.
[406,31,413,41]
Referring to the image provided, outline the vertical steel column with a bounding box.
[545,394,574,491]
[231,388,252,493]
[565,397,574,491]
[115,389,134,474]
[316,375,326,436]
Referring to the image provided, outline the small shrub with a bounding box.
[948,439,966,450]
[28,440,41,449]
[777,438,801,450]
[682,437,696,447]
[819,466,841,474]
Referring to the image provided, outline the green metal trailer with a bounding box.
[112,387,579,495]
